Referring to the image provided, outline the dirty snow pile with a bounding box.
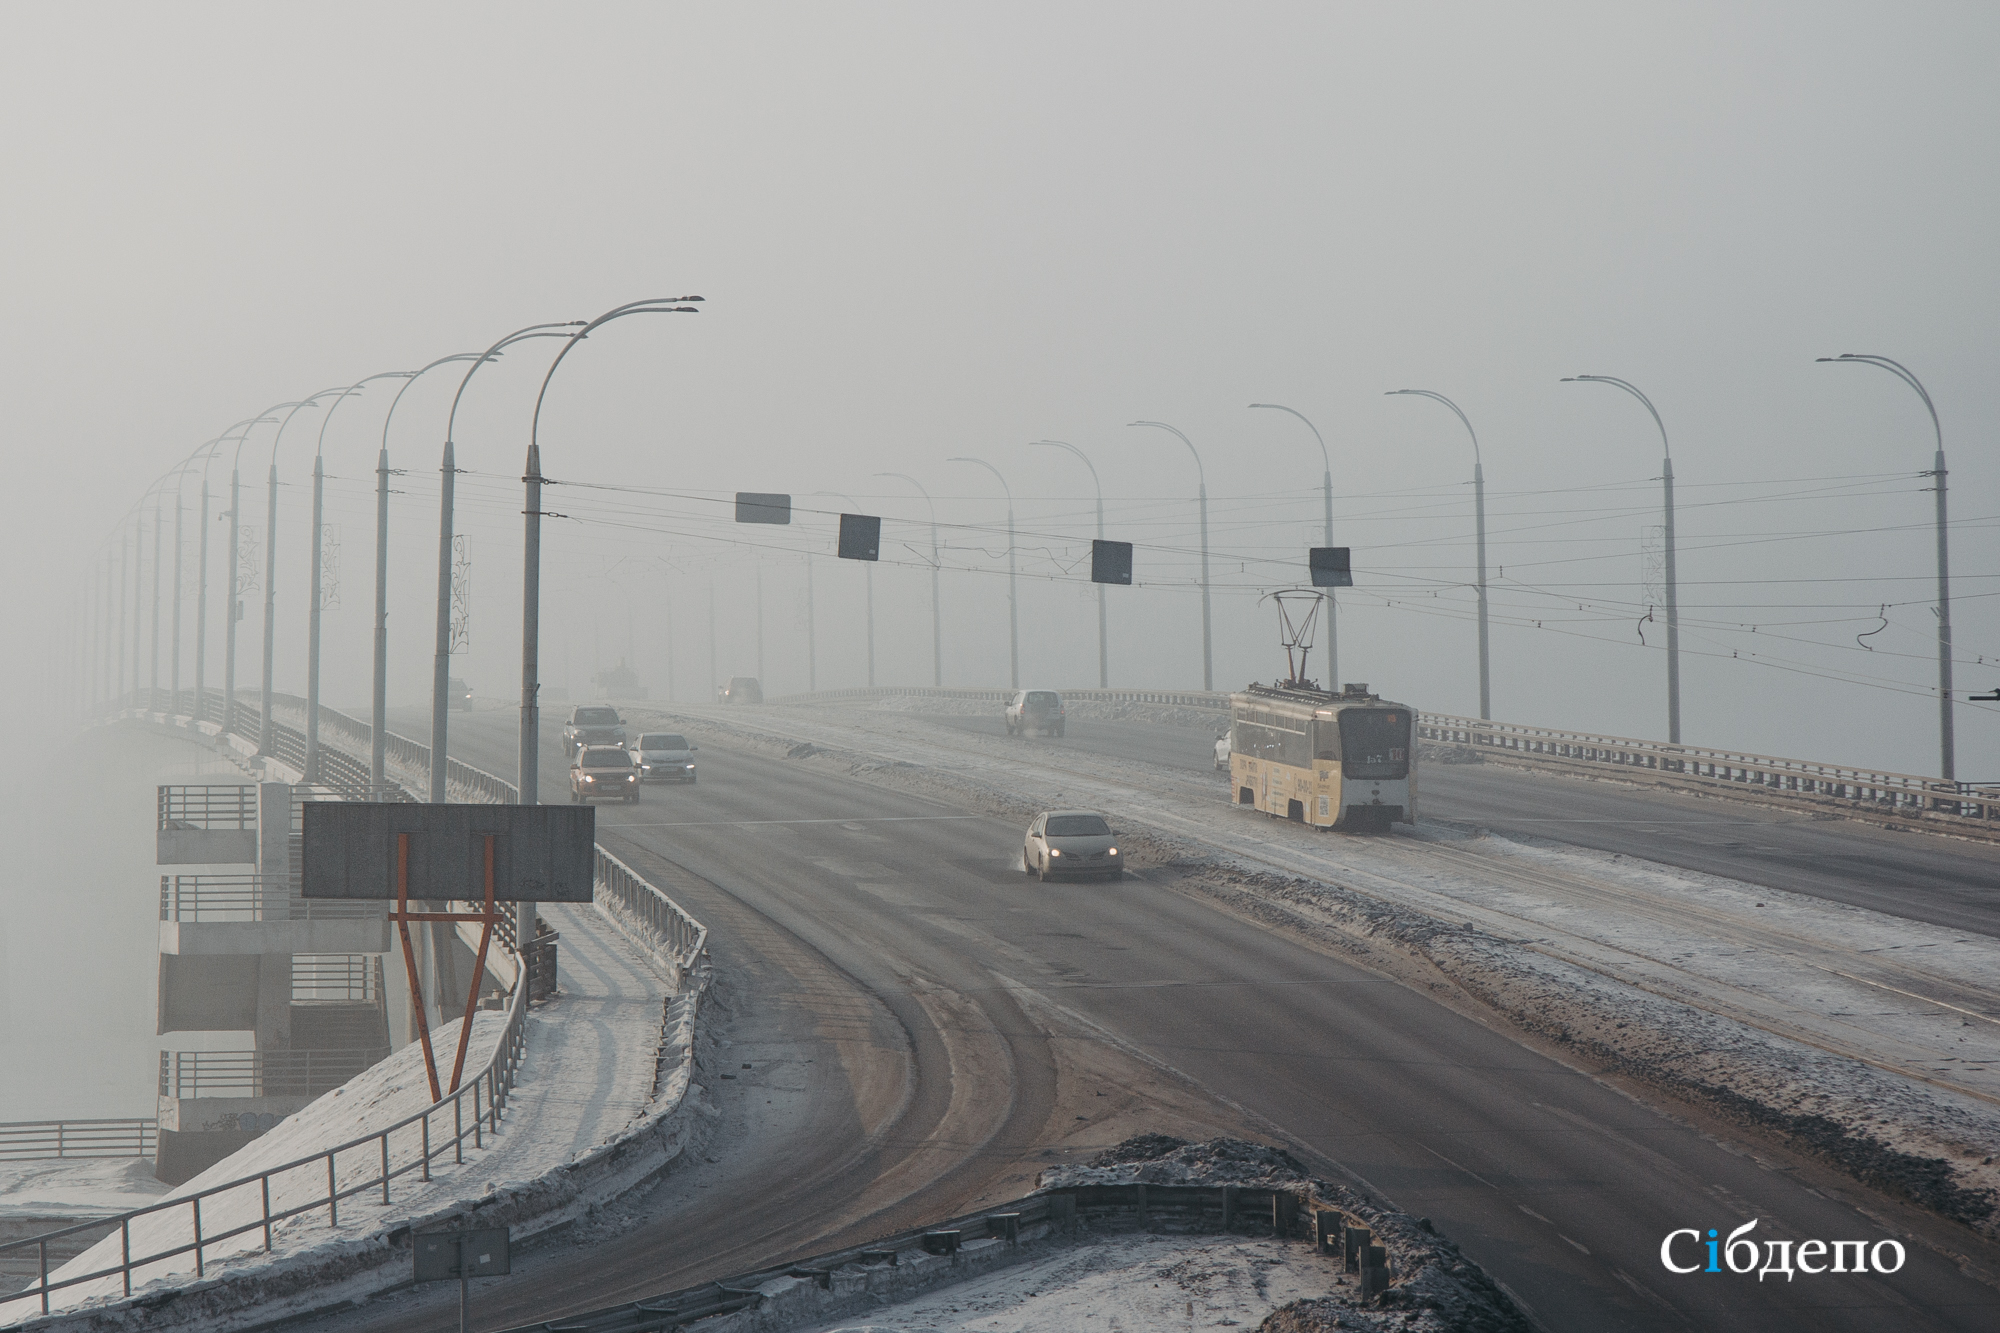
[1040,1136,1530,1333]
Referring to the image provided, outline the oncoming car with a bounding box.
[630,732,698,783]
[1022,810,1122,881]
[570,746,640,803]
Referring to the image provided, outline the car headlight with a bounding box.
[684,763,695,769]
[582,774,595,782]
[1048,848,1062,857]
[1108,847,1119,855]
[626,774,636,782]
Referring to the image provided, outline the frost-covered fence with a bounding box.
[0,1120,157,1162]
[0,981,527,1318]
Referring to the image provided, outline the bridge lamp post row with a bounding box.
[1384,391,1489,720]
[1127,422,1211,692]
[1248,405,1336,692]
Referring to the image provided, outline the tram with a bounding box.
[1226,681,1416,831]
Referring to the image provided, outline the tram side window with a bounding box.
[1338,709,1410,779]
[1233,720,1311,767]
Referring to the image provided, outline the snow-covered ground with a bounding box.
[1,892,684,1328]
[0,1161,166,1222]
[796,1231,1333,1333]
[625,698,2000,1234]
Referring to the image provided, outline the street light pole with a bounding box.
[372,355,482,797]
[1248,405,1336,690]
[874,472,943,686]
[261,392,343,757]
[524,298,700,814]
[1029,442,1107,688]
[947,459,1017,689]
[1129,422,1211,691]
[814,490,875,686]
[1386,390,1489,719]
[304,376,408,784]
[149,498,162,711]
[1817,354,1955,781]
[1563,376,1680,743]
[431,322,587,803]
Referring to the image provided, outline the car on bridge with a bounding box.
[718,676,762,704]
[629,732,697,783]
[570,746,640,802]
[564,705,627,756]
[1214,730,1231,770]
[1022,810,1121,881]
[1005,689,1066,737]
[450,677,475,710]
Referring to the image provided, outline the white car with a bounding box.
[629,731,698,783]
[1214,731,1231,771]
[1022,810,1122,882]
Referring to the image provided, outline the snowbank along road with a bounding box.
[297,700,2000,1333]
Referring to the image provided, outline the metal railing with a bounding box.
[158,875,383,923]
[157,1050,385,1101]
[767,684,1230,710]
[0,1120,157,1162]
[157,786,256,832]
[291,956,384,1006]
[1417,712,2000,829]
[0,973,529,1317]
[595,847,708,987]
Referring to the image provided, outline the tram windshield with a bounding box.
[1336,709,1410,780]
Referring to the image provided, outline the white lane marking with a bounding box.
[606,814,990,829]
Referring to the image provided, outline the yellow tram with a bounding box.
[1227,682,1417,831]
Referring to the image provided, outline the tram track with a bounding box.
[691,704,2000,1115]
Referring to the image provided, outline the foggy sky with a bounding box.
[5,1,1997,785]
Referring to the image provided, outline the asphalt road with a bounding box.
[312,707,2000,1333]
[914,712,2000,939]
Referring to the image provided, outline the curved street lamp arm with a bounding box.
[270,389,350,468]
[947,456,1012,505]
[447,322,591,446]
[1561,376,1669,458]
[1384,390,1480,466]
[382,353,483,452]
[1028,440,1101,499]
[872,472,938,524]
[312,371,413,460]
[1816,354,1942,450]
[529,298,703,454]
[235,403,305,470]
[1246,405,1330,472]
[1128,421,1205,487]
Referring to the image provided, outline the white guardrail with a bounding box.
[16,694,710,1320]
[767,685,2000,836]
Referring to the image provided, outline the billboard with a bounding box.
[301,803,595,902]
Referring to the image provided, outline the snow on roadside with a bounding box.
[0,1161,167,1221]
[622,698,2000,1236]
[2,895,679,1328]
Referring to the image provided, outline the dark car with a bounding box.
[570,746,640,803]
[718,676,763,705]
[1005,690,1065,737]
[563,705,626,756]
[1022,810,1122,881]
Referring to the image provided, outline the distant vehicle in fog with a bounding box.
[629,732,697,783]
[1005,690,1065,737]
[570,745,640,803]
[564,705,626,756]
[450,677,474,710]
[718,676,762,704]
[1214,731,1231,771]
[1022,810,1122,881]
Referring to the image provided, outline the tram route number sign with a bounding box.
[838,513,881,560]
[300,803,595,902]
[1091,539,1133,585]
[1309,547,1353,588]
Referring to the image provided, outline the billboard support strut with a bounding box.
[391,830,509,1104]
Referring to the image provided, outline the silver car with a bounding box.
[629,731,698,783]
[1022,810,1123,882]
